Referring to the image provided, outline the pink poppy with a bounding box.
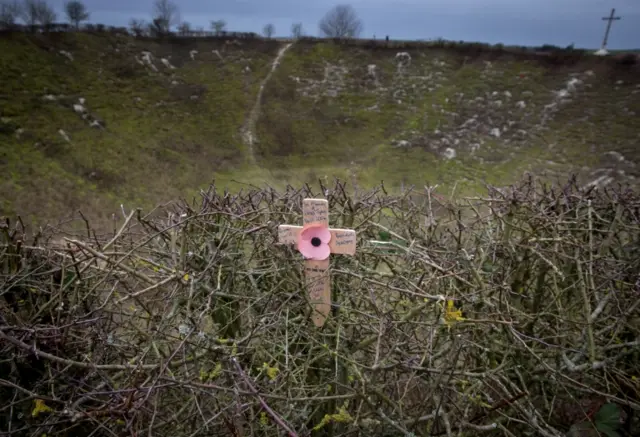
[298,225,331,260]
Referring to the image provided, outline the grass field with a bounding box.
[1,31,639,231]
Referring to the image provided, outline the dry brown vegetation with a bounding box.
[1,176,639,436]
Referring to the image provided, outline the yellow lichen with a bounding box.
[312,405,353,431]
[32,399,53,417]
[261,362,279,381]
[210,362,223,380]
[199,362,223,382]
[444,300,465,328]
[259,412,269,427]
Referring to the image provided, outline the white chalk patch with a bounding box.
[59,50,74,61]
[605,151,625,162]
[140,52,158,71]
[585,175,613,188]
[161,58,176,69]
[58,129,70,142]
[443,147,456,160]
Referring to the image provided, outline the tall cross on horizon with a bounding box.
[601,8,621,50]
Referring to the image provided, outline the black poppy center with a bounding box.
[311,237,322,247]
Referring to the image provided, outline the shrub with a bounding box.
[1,176,639,436]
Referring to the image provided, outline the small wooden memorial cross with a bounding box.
[278,198,357,327]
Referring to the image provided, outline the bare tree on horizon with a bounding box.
[22,0,56,27]
[129,17,146,36]
[177,21,190,34]
[291,22,303,38]
[263,22,274,38]
[318,4,362,39]
[64,0,89,29]
[0,0,23,28]
[152,0,179,33]
[210,19,225,35]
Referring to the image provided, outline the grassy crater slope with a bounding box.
[1,32,639,229]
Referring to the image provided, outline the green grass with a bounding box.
[0,32,280,227]
[1,33,639,230]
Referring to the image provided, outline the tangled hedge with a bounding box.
[1,176,639,437]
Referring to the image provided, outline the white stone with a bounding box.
[58,129,70,142]
[585,175,613,188]
[490,127,501,138]
[161,58,176,69]
[516,101,526,109]
[605,151,624,162]
[73,104,85,113]
[443,147,456,160]
[396,52,411,64]
[59,50,74,61]
[566,78,582,91]
[140,52,158,71]
[461,118,476,128]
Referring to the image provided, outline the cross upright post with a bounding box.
[601,8,621,50]
[278,198,357,327]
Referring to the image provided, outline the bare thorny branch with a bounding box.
[1,176,639,436]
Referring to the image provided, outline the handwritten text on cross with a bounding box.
[278,198,356,327]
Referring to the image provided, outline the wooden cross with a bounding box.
[278,198,357,327]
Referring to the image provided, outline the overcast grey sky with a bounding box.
[52,0,639,49]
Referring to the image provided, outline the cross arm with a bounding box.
[277,225,356,255]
